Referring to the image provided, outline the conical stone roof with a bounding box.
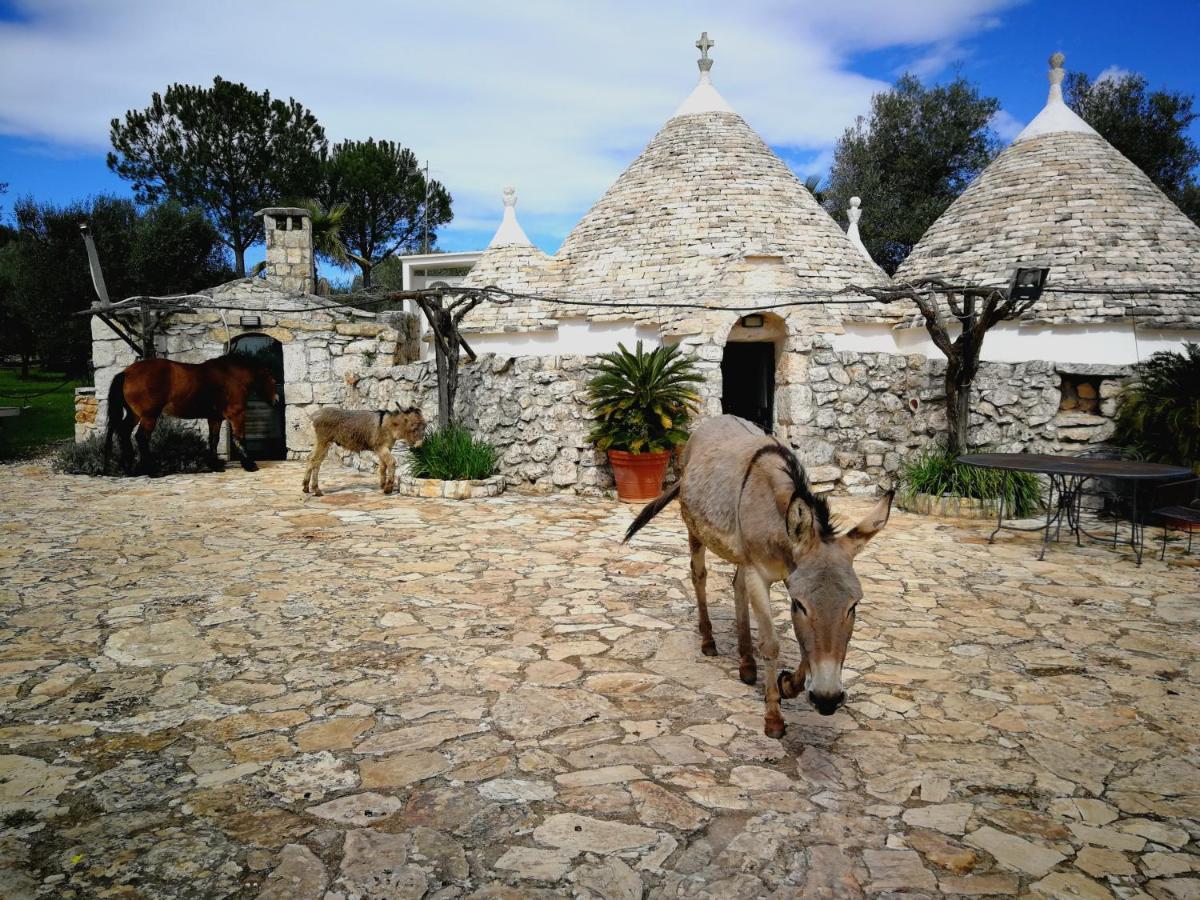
[464,36,886,332]
[896,54,1200,328]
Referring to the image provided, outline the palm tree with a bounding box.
[803,174,827,206]
[301,199,354,289]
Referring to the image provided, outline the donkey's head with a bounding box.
[783,489,893,716]
[385,407,426,447]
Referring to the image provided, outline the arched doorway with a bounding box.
[228,333,286,460]
[721,314,785,434]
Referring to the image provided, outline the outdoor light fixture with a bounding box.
[740,314,765,328]
[1009,267,1050,303]
[240,315,261,327]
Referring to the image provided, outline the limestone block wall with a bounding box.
[82,279,418,458]
[352,354,614,494]
[791,347,1132,494]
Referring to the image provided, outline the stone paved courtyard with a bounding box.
[0,460,1197,899]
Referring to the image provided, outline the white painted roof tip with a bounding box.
[672,31,736,118]
[487,187,533,248]
[1014,51,1099,143]
[845,196,874,263]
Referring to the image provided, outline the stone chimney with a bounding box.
[257,207,313,293]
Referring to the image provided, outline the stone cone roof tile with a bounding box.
[465,94,887,332]
[897,60,1200,329]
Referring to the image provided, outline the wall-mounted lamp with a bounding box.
[239,315,262,328]
[740,314,765,328]
[1009,267,1050,303]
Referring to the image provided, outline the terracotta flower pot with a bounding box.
[608,449,672,503]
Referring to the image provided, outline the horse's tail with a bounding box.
[103,371,128,470]
[623,481,681,544]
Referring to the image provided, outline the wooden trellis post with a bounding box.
[407,283,483,429]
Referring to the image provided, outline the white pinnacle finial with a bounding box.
[845,196,873,262]
[673,31,734,117]
[487,186,532,248]
[1013,49,1098,143]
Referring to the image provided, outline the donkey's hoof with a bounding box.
[700,640,718,657]
[764,716,786,740]
[312,489,323,497]
[302,484,310,494]
[241,461,259,472]
[739,662,758,685]
[383,484,395,495]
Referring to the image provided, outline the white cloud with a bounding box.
[990,109,1026,142]
[1096,64,1133,84]
[0,0,1021,249]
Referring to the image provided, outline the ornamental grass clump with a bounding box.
[1113,343,1200,471]
[408,426,496,481]
[900,443,1041,517]
[586,341,702,453]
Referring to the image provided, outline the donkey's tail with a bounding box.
[103,371,128,470]
[623,481,681,543]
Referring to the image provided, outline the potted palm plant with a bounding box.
[587,341,702,502]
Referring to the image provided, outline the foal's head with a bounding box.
[384,407,426,447]
[784,488,893,716]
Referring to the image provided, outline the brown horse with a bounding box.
[104,356,279,476]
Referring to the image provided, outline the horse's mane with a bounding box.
[742,442,835,539]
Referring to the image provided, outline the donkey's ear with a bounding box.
[839,490,894,558]
[786,496,822,554]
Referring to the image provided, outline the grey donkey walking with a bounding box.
[624,415,893,739]
[303,408,426,496]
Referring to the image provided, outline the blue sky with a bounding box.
[2,0,1198,280]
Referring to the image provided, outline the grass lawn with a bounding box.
[0,368,87,461]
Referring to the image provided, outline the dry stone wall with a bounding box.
[81,279,417,458]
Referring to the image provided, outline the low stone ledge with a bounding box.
[395,475,506,500]
[900,492,999,519]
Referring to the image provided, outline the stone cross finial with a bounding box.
[503,186,517,208]
[696,32,714,73]
[1049,51,1066,86]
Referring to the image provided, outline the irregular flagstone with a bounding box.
[629,781,711,831]
[803,845,864,899]
[294,716,373,751]
[332,829,426,898]
[1030,872,1116,899]
[491,686,617,739]
[863,848,937,892]
[965,826,1067,876]
[258,843,327,900]
[478,778,556,802]
[353,720,485,754]
[533,813,658,854]
[901,802,973,835]
[494,846,575,881]
[0,754,76,814]
[569,857,643,900]
[555,765,646,787]
[359,751,450,788]
[306,791,404,826]
[103,618,216,666]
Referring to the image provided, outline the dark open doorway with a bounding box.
[229,333,286,460]
[721,341,775,433]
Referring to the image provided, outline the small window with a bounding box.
[1059,374,1102,414]
[274,217,288,231]
[290,216,305,230]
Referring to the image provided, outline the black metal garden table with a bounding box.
[958,453,1193,565]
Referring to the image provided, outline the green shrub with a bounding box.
[1113,343,1200,470]
[900,443,1042,517]
[53,419,214,476]
[408,426,496,480]
[586,341,702,453]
